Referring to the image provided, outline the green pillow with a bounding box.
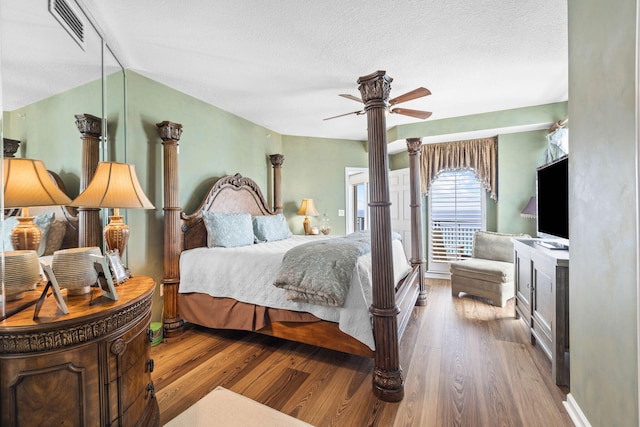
[203,212,254,248]
[252,214,292,242]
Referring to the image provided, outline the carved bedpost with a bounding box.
[75,113,102,248]
[156,120,185,337]
[406,138,427,306]
[3,138,20,157]
[269,154,284,213]
[358,70,403,402]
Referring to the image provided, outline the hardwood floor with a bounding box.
[151,279,573,426]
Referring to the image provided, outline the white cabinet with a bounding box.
[513,238,570,387]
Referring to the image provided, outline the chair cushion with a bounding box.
[450,258,514,283]
[473,231,530,262]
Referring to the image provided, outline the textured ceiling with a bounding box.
[2,0,568,146]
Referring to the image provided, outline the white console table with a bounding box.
[513,238,570,387]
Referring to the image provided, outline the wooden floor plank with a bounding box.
[151,279,572,426]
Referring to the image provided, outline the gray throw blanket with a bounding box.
[273,231,400,307]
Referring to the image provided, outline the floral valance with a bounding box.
[420,137,498,200]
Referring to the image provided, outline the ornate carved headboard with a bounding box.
[181,173,275,250]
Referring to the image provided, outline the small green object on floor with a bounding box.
[150,321,163,346]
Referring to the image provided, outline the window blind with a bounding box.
[429,170,483,263]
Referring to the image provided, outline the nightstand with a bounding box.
[0,275,160,426]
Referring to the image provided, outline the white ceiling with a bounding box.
[2,0,568,148]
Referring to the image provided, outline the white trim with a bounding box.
[344,167,368,235]
[387,123,554,154]
[563,394,592,427]
[636,0,640,418]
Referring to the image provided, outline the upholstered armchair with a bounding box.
[450,231,530,307]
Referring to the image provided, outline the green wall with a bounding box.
[281,135,367,236]
[497,131,547,236]
[124,71,284,320]
[3,78,103,196]
[568,0,639,425]
[387,102,568,143]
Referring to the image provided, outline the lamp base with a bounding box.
[11,217,42,251]
[303,217,311,235]
[104,216,130,257]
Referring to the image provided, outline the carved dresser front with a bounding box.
[0,275,159,426]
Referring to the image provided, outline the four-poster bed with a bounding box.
[156,71,427,401]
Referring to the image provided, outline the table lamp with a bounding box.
[70,161,154,256]
[520,196,537,219]
[297,198,319,235]
[3,158,72,251]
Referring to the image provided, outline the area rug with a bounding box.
[164,386,314,427]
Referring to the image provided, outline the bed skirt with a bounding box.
[178,293,322,332]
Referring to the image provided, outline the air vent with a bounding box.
[48,0,85,50]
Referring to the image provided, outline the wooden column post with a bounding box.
[358,70,403,402]
[156,120,185,337]
[406,138,427,306]
[3,139,20,158]
[269,154,284,213]
[75,113,102,248]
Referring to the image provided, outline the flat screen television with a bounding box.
[536,155,569,246]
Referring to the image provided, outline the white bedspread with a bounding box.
[179,235,412,350]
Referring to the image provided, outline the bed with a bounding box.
[156,71,427,401]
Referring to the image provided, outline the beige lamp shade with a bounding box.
[70,162,154,209]
[297,199,319,235]
[70,162,154,256]
[3,158,72,208]
[3,158,73,251]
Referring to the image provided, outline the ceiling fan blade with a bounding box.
[390,108,432,120]
[323,110,364,121]
[388,87,431,106]
[339,94,364,103]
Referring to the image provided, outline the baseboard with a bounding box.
[426,270,450,279]
[563,393,592,427]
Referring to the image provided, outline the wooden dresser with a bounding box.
[0,275,159,426]
[513,238,570,387]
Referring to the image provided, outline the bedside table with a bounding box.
[0,275,160,426]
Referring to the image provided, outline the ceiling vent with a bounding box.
[48,0,85,50]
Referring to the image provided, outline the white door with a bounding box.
[389,168,412,257]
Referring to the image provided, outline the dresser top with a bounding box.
[0,275,155,332]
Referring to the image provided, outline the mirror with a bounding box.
[0,0,126,316]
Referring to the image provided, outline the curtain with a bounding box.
[543,127,569,164]
[420,137,498,200]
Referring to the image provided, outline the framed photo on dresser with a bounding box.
[106,249,130,285]
[90,254,118,301]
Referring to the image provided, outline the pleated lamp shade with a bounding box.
[70,162,154,256]
[3,158,72,251]
[520,196,537,219]
[297,199,319,235]
[3,158,72,208]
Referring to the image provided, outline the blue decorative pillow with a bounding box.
[203,212,254,248]
[3,212,54,256]
[253,214,292,242]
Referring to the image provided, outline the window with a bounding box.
[428,170,484,273]
[354,182,367,231]
[345,169,369,234]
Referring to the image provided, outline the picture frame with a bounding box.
[89,254,118,301]
[106,249,130,285]
[34,263,69,319]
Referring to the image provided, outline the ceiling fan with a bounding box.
[323,87,432,121]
